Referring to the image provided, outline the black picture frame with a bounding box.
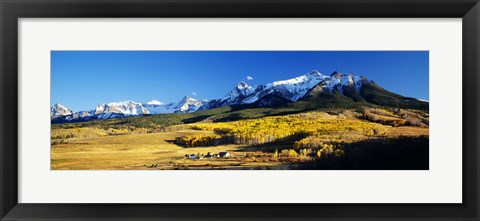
[1,0,479,220]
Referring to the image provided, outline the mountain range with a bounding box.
[51,70,428,123]
[51,96,206,123]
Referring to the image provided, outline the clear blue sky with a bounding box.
[51,51,429,111]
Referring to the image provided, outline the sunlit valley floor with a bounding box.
[51,107,429,170]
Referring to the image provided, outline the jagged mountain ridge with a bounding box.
[197,70,330,110]
[290,71,428,110]
[51,96,206,123]
[52,70,428,123]
[51,103,74,117]
[198,70,411,110]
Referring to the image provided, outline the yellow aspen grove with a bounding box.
[178,112,389,148]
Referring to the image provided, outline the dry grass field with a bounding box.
[51,130,292,170]
[51,109,429,170]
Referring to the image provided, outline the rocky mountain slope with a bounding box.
[52,70,428,123]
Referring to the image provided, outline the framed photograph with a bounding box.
[1,0,479,220]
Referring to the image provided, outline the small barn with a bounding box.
[218,152,231,158]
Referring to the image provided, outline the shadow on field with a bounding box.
[293,136,429,170]
[232,139,298,153]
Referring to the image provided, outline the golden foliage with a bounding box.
[186,112,388,147]
[177,134,223,147]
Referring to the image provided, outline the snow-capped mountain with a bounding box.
[146,100,164,106]
[174,96,205,113]
[71,110,95,119]
[222,81,256,104]
[52,96,207,123]
[322,71,364,93]
[197,81,256,111]
[93,101,150,119]
[52,69,428,123]
[199,70,368,110]
[143,100,176,114]
[51,103,74,117]
[143,96,205,114]
[242,70,330,103]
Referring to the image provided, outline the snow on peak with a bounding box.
[52,69,373,122]
[306,70,322,76]
[53,103,68,110]
[253,70,329,101]
[94,100,149,116]
[218,81,257,105]
[237,81,251,89]
[145,96,205,114]
[146,99,164,106]
[322,72,364,92]
[238,70,369,104]
[272,70,326,87]
[180,96,197,103]
[175,96,205,113]
[51,103,74,116]
[105,100,137,106]
[53,96,207,121]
